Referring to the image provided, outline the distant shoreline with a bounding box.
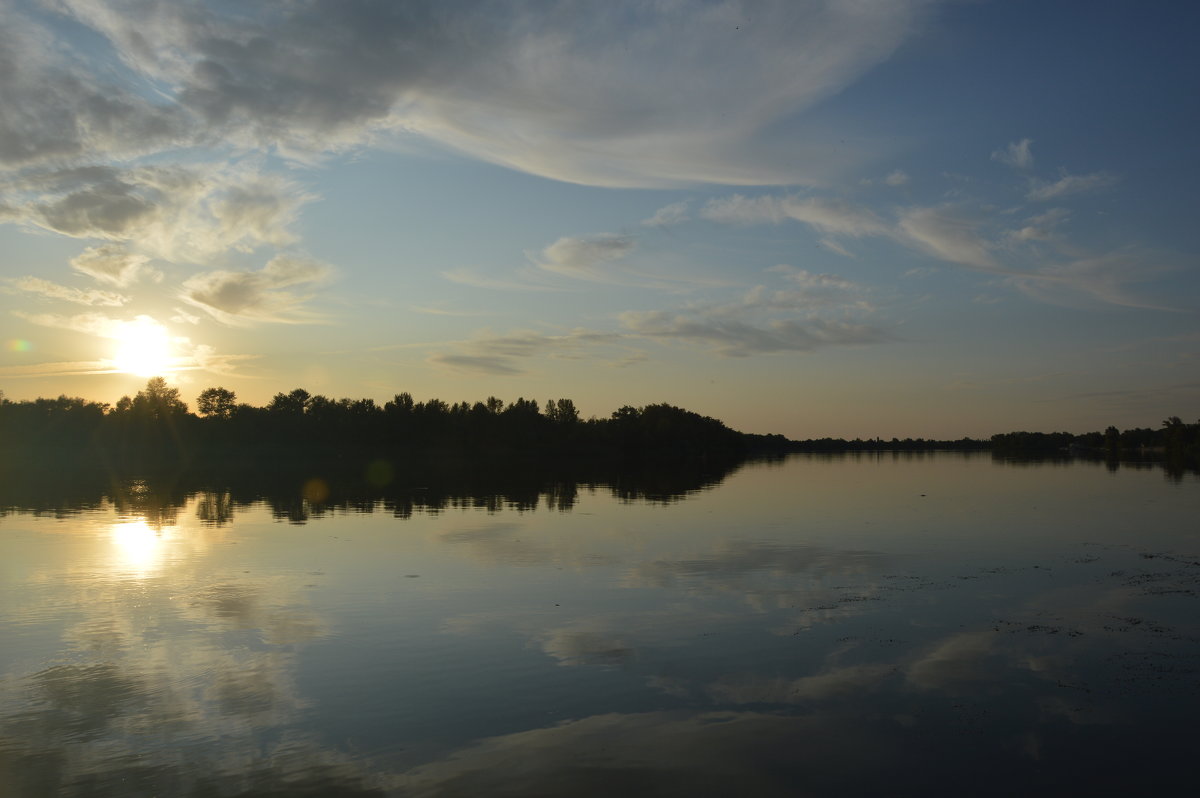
[1,380,1195,470]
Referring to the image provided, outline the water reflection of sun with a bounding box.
[110,518,174,575]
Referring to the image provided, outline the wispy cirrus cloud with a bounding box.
[1026,171,1117,201]
[1011,250,1178,310]
[620,310,885,357]
[11,276,128,307]
[69,244,159,287]
[429,261,882,369]
[6,165,315,264]
[696,187,1170,310]
[0,360,122,378]
[818,238,856,258]
[701,194,889,237]
[991,138,1034,170]
[642,201,690,228]
[14,310,128,338]
[427,328,630,376]
[896,205,1000,271]
[426,354,526,376]
[1004,207,1070,244]
[534,234,636,282]
[180,255,333,326]
[7,0,936,187]
[440,268,565,293]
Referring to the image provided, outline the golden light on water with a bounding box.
[110,517,173,575]
[111,317,175,377]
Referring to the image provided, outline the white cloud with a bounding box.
[535,234,636,281]
[69,244,156,287]
[430,264,881,367]
[708,664,894,704]
[1005,207,1070,244]
[1012,250,1176,310]
[180,255,333,325]
[0,359,122,378]
[620,310,885,356]
[0,17,185,169]
[26,0,936,187]
[884,169,909,186]
[427,353,525,376]
[8,165,315,264]
[642,201,690,227]
[991,138,1034,170]
[440,269,565,292]
[896,205,1000,271]
[1026,171,1117,201]
[428,328,631,375]
[170,307,202,325]
[701,195,888,237]
[14,310,127,338]
[818,238,855,258]
[12,276,128,307]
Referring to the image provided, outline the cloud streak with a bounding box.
[6,165,315,264]
[991,138,1034,170]
[69,244,158,287]
[181,256,333,325]
[11,277,128,307]
[535,235,636,282]
[1026,171,1117,201]
[10,0,937,188]
[701,194,889,237]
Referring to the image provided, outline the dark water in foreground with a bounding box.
[1,453,1199,797]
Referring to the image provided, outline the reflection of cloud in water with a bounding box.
[438,520,623,569]
[627,539,890,624]
[397,709,918,798]
[0,502,356,796]
[0,596,357,795]
[442,609,717,669]
[438,521,556,567]
[630,539,887,588]
[904,631,998,692]
[708,663,897,705]
[540,626,636,668]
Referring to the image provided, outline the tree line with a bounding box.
[990,417,1200,462]
[1,378,1194,466]
[0,378,760,465]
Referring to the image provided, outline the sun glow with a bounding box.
[112,316,176,377]
[110,517,174,575]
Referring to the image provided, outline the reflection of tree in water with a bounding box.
[196,490,235,526]
[0,454,751,521]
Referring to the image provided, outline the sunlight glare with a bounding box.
[110,517,173,575]
[112,316,175,377]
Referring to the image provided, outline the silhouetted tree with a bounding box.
[132,377,188,419]
[197,387,237,418]
[546,398,579,424]
[268,388,311,415]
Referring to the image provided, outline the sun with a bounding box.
[112,316,176,377]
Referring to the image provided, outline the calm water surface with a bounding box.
[2,453,1199,796]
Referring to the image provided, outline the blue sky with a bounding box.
[1,0,1197,438]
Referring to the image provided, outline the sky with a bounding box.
[1,0,1198,439]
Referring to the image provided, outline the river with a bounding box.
[1,453,1198,796]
